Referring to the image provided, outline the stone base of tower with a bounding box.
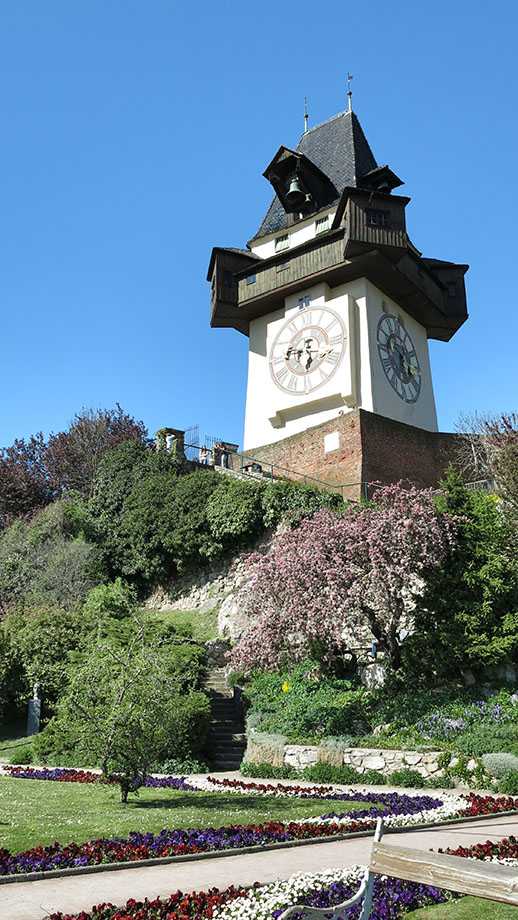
[235,409,458,501]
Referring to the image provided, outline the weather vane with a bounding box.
[347,73,353,112]
[304,96,309,133]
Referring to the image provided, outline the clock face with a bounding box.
[269,306,347,394]
[377,313,421,403]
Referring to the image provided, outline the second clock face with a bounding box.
[377,313,421,403]
[269,306,347,394]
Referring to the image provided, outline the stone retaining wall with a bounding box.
[245,734,477,783]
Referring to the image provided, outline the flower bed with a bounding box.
[3,765,197,791]
[2,764,518,877]
[41,835,518,920]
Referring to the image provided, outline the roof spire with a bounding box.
[304,97,309,133]
[347,73,353,112]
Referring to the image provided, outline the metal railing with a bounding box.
[184,442,380,502]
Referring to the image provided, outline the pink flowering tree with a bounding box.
[230,484,458,673]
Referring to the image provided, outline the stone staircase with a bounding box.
[203,669,246,771]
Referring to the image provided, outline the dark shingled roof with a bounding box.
[253,110,378,241]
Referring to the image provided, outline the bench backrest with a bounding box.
[369,839,518,907]
[278,818,518,920]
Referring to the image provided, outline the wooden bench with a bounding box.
[278,818,518,920]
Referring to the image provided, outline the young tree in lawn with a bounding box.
[61,613,209,801]
[230,484,458,674]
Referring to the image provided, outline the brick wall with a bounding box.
[235,409,458,498]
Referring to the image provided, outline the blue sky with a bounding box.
[1,0,516,451]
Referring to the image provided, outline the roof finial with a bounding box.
[347,73,353,113]
[304,97,309,133]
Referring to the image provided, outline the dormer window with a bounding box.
[275,234,289,252]
[315,216,330,234]
[365,208,390,228]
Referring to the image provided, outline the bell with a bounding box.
[285,176,306,210]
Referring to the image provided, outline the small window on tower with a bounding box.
[315,216,330,233]
[448,282,457,297]
[365,208,390,228]
[246,274,256,286]
[223,270,233,287]
[275,234,290,252]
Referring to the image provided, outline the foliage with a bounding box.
[260,479,343,527]
[482,752,518,779]
[484,412,518,544]
[82,578,137,621]
[55,612,209,801]
[405,467,518,679]
[389,768,426,788]
[0,500,102,613]
[44,404,148,498]
[231,484,458,673]
[0,406,147,530]
[0,432,53,529]
[88,442,349,590]
[240,760,298,779]
[414,692,515,742]
[0,604,92,715]
[497,769,518,795]
[10,744,32,764]
[241,666,370,740]
[452,723,518,756]
[206,478,265,544]
[32,716,82,765]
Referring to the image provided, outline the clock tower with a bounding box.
[208,103,468,492]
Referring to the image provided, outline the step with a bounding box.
[208,733,247,744]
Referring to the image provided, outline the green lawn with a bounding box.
[408,896,518,917]
[147,606,220,642]
[0,722,31,763]
[0,775,365,855]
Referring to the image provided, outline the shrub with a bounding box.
[32,716,81,766]
[82,578,137,621]
[304,762,338,783]
[362,769,387,785]
[454,723,518,756]
[240,761,297,779]
[389,768,426,788]
[482,752,518,778]
[206,478,265,545]
[0,502,102,611]
[10,745,32,765]
[261,480,343,528]
[498,769,518,795]
[1,604,92,714]
[406,468,518,680]
[426,774,455,789]
[241,667,369,740]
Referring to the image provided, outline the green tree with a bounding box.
[0,501,101,613]
[404,467,518,681]
[0,604,90,714]
[58,613,210,801]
